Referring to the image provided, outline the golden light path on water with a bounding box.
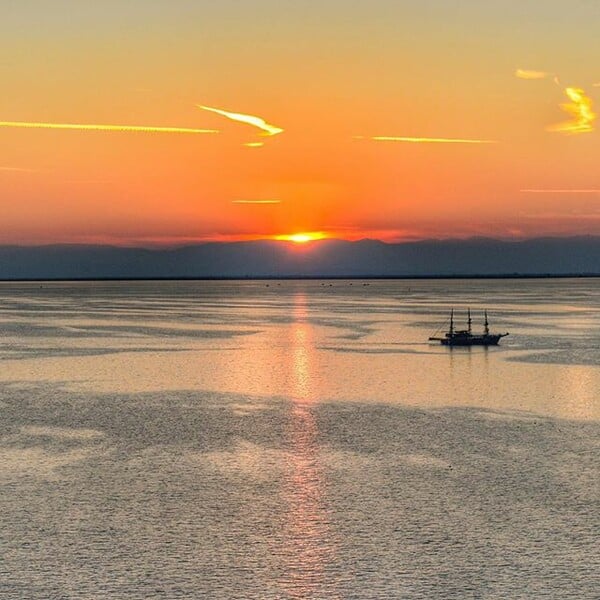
[278,291,339,599]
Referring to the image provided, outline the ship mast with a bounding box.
[467,308,472,334]
[484,310,489,335]
[450,309,454,335]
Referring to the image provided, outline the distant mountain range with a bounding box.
[1,237,600,279]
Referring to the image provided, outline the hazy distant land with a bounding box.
[1,236,600,279]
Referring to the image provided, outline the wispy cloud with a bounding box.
[232,199,281,204]
[63,179,114,184]
[516,68,596,134]
[521,189,600,194]
[0,120,218,134]
[0,166,42,172]
[547,87,596,134]
[520,210,600,221]
[354,136,497,144]
[197,105,283,137]
[515,68,553,80]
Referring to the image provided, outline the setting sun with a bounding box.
[274,232,328,244]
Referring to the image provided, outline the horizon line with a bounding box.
[1,273,600,283]
[3,233,600,249]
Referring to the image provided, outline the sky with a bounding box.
[1,0,599,245]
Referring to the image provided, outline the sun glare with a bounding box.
[275,232,327,244]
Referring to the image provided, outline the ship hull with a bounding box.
[440,334,504,346]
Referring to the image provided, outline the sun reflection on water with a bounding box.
[560,365,597,420]
[278,292,339,598]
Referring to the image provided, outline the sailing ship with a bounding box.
[429,309,509,346]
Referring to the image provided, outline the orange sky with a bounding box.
[1,1,599,245]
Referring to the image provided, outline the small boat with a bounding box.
[429,309,509,347]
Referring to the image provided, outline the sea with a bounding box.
[0,279,598,599]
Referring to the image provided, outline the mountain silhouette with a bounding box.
[1,237,600,279]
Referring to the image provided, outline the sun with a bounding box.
[274,232,327,244]
[286,233,316,244]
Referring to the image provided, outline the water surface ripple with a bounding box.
[0,279,598,598]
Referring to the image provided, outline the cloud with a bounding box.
[197,105,283,137]
[515,69,553,80]
[0,120,218,134]
[0,166,41,172]
[548,87,596,134]
[520,189,600,194]
[232,199,281,204]
[516,68,596,134]
[354,136,497,144]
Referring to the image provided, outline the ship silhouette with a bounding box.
[429,309,509,346]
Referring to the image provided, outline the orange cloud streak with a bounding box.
[354,135,497,144]
[515,68,553,80]
[197,105,283,136]
[0,166,42,172]
[521,189,600,194]
[232,199,281,204]
[0,120,218,134]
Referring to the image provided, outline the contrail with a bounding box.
[548,87,596,134]
[0,121,218,134]
[354,136,497,144]
[232,199,281,204]
[521,189,600,194]
[515,69,553,80]
[197,105,283,136]
[0,166,41,172]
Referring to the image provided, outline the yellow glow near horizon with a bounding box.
[0,120,219,134]
[197,105,284,136]
[275,232,327,243]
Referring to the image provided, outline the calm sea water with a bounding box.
[1,279,598,599]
